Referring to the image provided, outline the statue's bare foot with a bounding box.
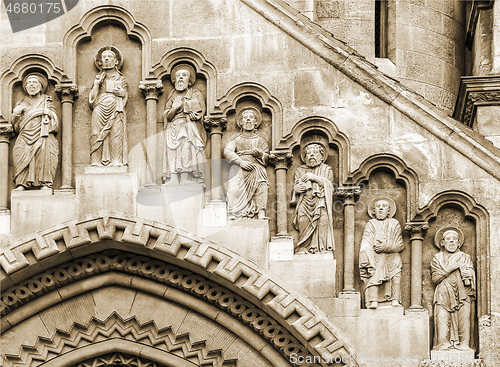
[40,186,52,191]
[391,299,401,307]
[228,215,237,220]
[13,185,25,191]
[368,302,378,309]
[455,343,472,351]
[257,210,268,220]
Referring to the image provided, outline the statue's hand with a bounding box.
[302,172,318,183]
[172,97,183,110]
[295,182,307,193]
[189,112,202,120]
[240,161,255,171]
[374,241,384,253]
[112,87,125,97]
[251,148,263,158]
[13,105,25,115]
[94,72,106,85]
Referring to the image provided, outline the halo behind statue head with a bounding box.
[22,72,48,94]
[236,106,262,129]
[95,46,124,71]
[170,63,196,86]
[434,226,464,249]
[367,197,397,219]
[299,133,329,164]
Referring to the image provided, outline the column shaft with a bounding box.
[0,135,10,211]
[410,235,424,308]
[275,167,287,235]
[146,98,157,184]
[343,197,356,292]
[60,100,74,189]
[210,129,223,201]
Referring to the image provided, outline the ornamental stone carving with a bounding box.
[359,197,404,309]
[290,134,335,254]
[163,64,207,186]
[223,107,269,220]
[431,227,475,352]
[89,46,128,167]
[10,73,59,191]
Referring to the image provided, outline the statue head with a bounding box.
[94,46,123,71]
[367,197,397,219]
[237,107,262,131]
[171,64,196,92]
[304,144,325,168]
[434,226,464,251]
[100,50,118,70]
[22,73,48,96]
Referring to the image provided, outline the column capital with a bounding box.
[269,150,292,170]
[405,222,429,239]
[139,80,163,101]
[55,83,78,102]
[204,115,227,133]
[336,186,362,201]
[0,118,14,142]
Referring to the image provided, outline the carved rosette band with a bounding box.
[139,80,163,100]
[204,115,227,134]
[405,222,429,240]
[269,150,293,170]
[55,83,79,102]
[463,91,500,127]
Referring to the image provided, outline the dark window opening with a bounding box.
[375,0,388,58]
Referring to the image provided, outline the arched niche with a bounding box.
[0,213,366,367]
[214,83,282,150]
[353,168,410,308]
[418,190,490,343]
[63,5,152,82]
[0,56,65,195]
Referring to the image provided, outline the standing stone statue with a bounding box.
[359,198,404,309]
[290,135,335,254]
[224,107,269,220]
[163,64,206,186]
[10,73,59,191]
[89,46,128,166]
[431,227,475,352]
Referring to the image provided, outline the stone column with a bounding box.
[337,185,362,293]
[55,83,78,190]
[140,80,163,185]
[405,222,429,310]
[491,0,500,74]
[204,115,227,202]
[269,150,292,236]
[0,117,14,213]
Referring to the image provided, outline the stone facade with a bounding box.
[1,1,499,367]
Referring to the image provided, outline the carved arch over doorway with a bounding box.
[0,213,365,367]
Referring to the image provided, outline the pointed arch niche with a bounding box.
[418,190,490,332]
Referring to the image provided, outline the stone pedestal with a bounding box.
[0,211,10,235]
[77,171,138,218]
[201,218,269,268]
[269,252,336,297]
[202,201,227,227]
[429,350,476,364]
[268,235,294,261]
[11,189,76,239]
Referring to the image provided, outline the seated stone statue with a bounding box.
[359,198,404,309]
[224,107,269,220]
[10,73,59,190]
[89,46,128,166]
[431,227,475,352]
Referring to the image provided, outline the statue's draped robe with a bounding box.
[359,218,404,301]
[291,164,335,253]
[163,88,207,184]
[431,251,475,350]
[224,133,269,218]
[89,72,128,166]
[11,95,59,187]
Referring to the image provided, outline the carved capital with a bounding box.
[336,186,362,202]
[0,117,14,142]
[55,83,78,102]
[139,80,163,100]
[463,91,500,127]
[405,222,429,240]
[204,115,227,133]
[269,150,293,170]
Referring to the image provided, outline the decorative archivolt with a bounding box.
[63,5,152,81]
[277,116,350,182]
[350,153,419,222]
[0,54,65,117]
[418,190,490,318]
[0,213,364,367]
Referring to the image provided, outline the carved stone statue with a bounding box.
[431,227,475,352]
[10,73,59,190]
[359,198,404,309]
[163,64,206,186]
[89,46,128,166]
[224,107,269,220]
[290,135,335,254]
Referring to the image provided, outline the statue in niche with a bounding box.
[163,64,206,186]
[290,135,335,254]
[359,198,404,309]
[10,73,59,191]
[224,107,269,220]
[89,46,128,166]
[431,227,475,352]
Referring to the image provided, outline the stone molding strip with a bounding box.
[242,0,500,181]
[0,213,362,366]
